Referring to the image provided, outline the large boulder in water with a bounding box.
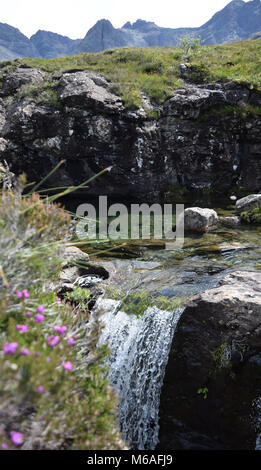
[235,194,261,214]
[183,207,218,232]
[159,271,261,450]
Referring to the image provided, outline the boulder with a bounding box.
[235,194,261,214]
[164,85,226,120]
[0,67,47,97]
[159,271,261,450]
[183,207,218,232]
[58,72,124,113]
[63,245,90,266]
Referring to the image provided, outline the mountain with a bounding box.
[75,19,197,53]
[198,0,261,44]
[76,0,261,52]
[30,30,81,59]
[0,22,38,60]
[0,0,260,61]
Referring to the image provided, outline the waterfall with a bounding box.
[97,298,183,450]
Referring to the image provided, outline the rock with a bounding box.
[235,194,261,214]
[58,246,109,310]
[59,266,80,284]
[183,207,218,232]
[63,246,90,266]
[0,68,47,97]
[164,86,226,120]
[218,215,241,227]
[59,246,90,288]
[159,271,261,450]
[75,275,103,288]
[58,72,123,113]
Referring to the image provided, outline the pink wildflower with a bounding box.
[63,361,73,371]
[67,338,74,346]
[26,312,32,318]
[3,342,18,355]
[46,357,51,363]
[37,386,44,393]
[47,336,60,348]
[2,443,8,450]
[20,348,30,356]
[16,291,23,299]
[16,325,29,333]
[10,431,23,446]
[35,313,45,323]
[36,306,45,314]
[54,325,67,335]
[22,290,30,298]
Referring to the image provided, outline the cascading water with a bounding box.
[97,298,183,450]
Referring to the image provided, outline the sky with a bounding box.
[0,0,248,39]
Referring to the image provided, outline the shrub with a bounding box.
[0,172,125,450]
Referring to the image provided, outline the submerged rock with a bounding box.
[159,270,261,450]
[218,215,241,227]
[183,207,218,232]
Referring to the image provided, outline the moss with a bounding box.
[213,343,229,370]
[211,343,235,379]
[241,207,261,224]
[106,286,183,317]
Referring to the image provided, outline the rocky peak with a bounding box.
[127,19,159,32]
[75,19,129,53]
[0,22,39,60]
[30,30,80,59]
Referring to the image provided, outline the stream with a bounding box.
[91,211,261,450]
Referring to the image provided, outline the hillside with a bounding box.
[2,38,260,109]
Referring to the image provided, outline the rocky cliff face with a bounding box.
[159,271,261,450]
[0,67,260,201]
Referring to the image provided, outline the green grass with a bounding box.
[0,38,260,110]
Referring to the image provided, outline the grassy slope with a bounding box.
[0,39,260,109]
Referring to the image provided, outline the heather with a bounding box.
[0,171,124,450]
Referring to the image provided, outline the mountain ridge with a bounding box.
[0,0,260,60]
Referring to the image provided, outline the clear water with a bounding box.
[93,221,261,450]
